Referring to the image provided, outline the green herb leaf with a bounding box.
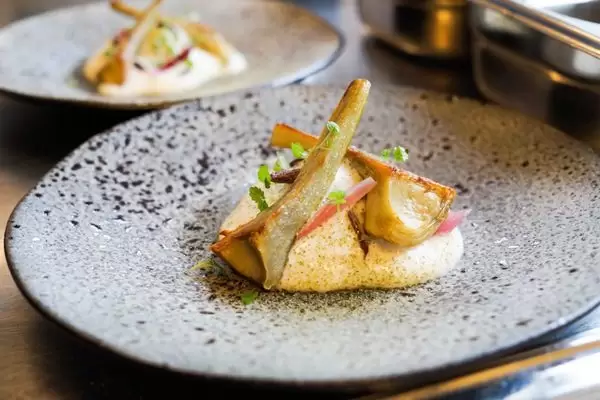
[326,121,340,136]
[323,120,341,147]
[190,258,217,271]
[273,153,289,172]
[381,146,409,163]
[291,142,308,160]
[249,186,268,211]
[257,164,271,189]
[184,58,193,68]
[328,190,347,211]
[240,290,259,305]
[393,146,409,162]
[381,148,392,160]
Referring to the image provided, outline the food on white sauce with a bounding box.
[210,79,469,293]
[82,0,247,97]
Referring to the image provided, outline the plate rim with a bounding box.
[0,0,345,110]
[4,83,600,392]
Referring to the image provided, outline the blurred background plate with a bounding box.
[0,0,343,110]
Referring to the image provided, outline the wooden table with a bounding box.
[1,1,598,399]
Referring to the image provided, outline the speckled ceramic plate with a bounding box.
[0,0,342,110]
[5,84,600,391]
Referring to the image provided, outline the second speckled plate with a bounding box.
[5,83,600,391]
[0,0,342,110]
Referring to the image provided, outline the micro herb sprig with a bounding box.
[290,121,341,158]
[328,190,347,212]
[257,164,271,189]
[381,146,409,163]
[291,142,308,160]
[240,290,259,305]
[249,186,268,211]
[325,120,340,147]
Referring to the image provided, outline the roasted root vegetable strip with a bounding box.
[270,123,456,247]
[210,79,371,289]
[297,177,377,239]
[110,0,142,18]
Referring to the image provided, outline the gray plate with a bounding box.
[0,0,342,110]
[5,84,600,390]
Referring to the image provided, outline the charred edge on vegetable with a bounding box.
[270,168,300,184]
[289,159,304,168]
[348,210,369,256]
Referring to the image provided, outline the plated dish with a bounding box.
[0,0,341,109]
[212,79,468,293]
[5,82,600,389]
[83,0,247,97]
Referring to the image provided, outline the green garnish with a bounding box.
[190,258,217,271]
[381,146,409,163]
[257,164,272,189]
[326,121,341,136]
[291,142,308,160]
[249,186,268,211]
[328,190,347,211]
[240,290,259,305]
[273,153,289,172]
[184,58,193,68]
[324,120,340,147]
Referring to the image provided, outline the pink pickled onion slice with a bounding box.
[297,177,377,240]
[435,209,471,235]
[158,47,193,71]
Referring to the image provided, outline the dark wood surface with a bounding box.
[1,1,598,399]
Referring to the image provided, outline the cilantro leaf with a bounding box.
[249,186,268,211]
[240,290,259,305]
[257,164,271,189]
[291,142,308,159]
